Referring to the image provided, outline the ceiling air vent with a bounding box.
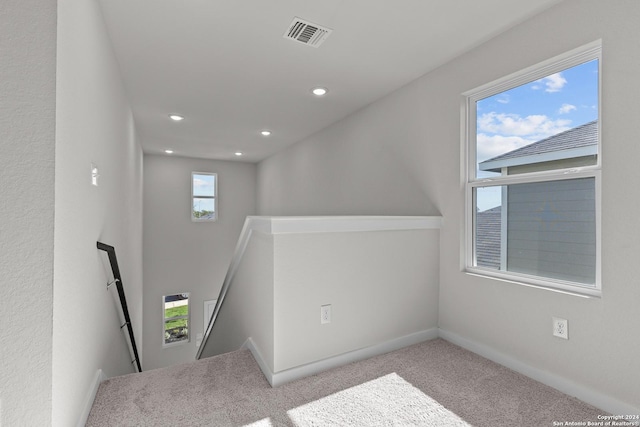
[283,17,332,48]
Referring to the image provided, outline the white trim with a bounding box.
[191,171,217,222]
[471,163,598,188]
[479,146,597,172]
[465,270,598,298]
[594,170,602,291]
[500,182,508,270]
[463,40,602,106]
[76,369,106,427]
[248,215,443,235]
[244,329,439,387]
[466,172,601,297]
[463,40,602,295]
[438,329,640,416]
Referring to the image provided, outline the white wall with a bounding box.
[272,229,439,373]
[257,83,440,217]
[0,0,56,425]
[257,0,640,412]
[197,217,440,385]
[53,0,144,424]
[143,154,256,369]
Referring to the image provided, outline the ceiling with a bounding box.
[98,0,561,163]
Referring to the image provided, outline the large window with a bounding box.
[192,172,217,222]
[464,42,601,296]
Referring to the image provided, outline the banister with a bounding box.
[97,241,142,372]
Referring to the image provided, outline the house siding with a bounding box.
[506,178,596,284]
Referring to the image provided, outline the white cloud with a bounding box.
[531,73,567,92]
[558,103,576,114]
[478,112,571,138]
[476,112,572,162]
[476,134,531,163]
[496,94,510,104]
[193,177,215,195]
[193,178,208,188]
[542,73,567,92]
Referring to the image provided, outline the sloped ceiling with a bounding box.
[98,0,561,162]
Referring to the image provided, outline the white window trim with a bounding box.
[162,294,190,348]
[191,172,217,222]
[462,40,602,297]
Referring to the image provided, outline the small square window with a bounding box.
[163,293,189,346]
[192,172,217,221]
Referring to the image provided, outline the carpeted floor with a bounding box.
[86,338,605,426]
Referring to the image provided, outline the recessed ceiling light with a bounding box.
[235,152,243,156]
[312,87,328,96]
[164,149,174,154]
[261,130,271,137]
[169,114,184,121]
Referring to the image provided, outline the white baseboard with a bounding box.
[244,328,439,387]
[76,369,107,427]
[438,328,639,416]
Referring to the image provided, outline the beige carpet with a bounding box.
[286,373,470,426]
[86,338,604,426]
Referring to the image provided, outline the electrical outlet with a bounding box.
[552,317,569,339]
[320,304,331,324]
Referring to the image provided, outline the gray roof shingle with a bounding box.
[476,206,501,270]
[479,120,597,171]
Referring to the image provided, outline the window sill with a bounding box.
[464,268,601,299]
[162,340,190,349]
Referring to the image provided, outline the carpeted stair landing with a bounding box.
[86,338,604,426]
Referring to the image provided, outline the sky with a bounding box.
[193,174,216,212]
[475,59,598,210]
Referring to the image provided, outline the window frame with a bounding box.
[191,172,217,222]
[162,293,190,348]
[462,41,602,297]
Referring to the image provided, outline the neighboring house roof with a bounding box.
[475,206,501,270]
[479,120,597,172]
[475,120,598,269]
